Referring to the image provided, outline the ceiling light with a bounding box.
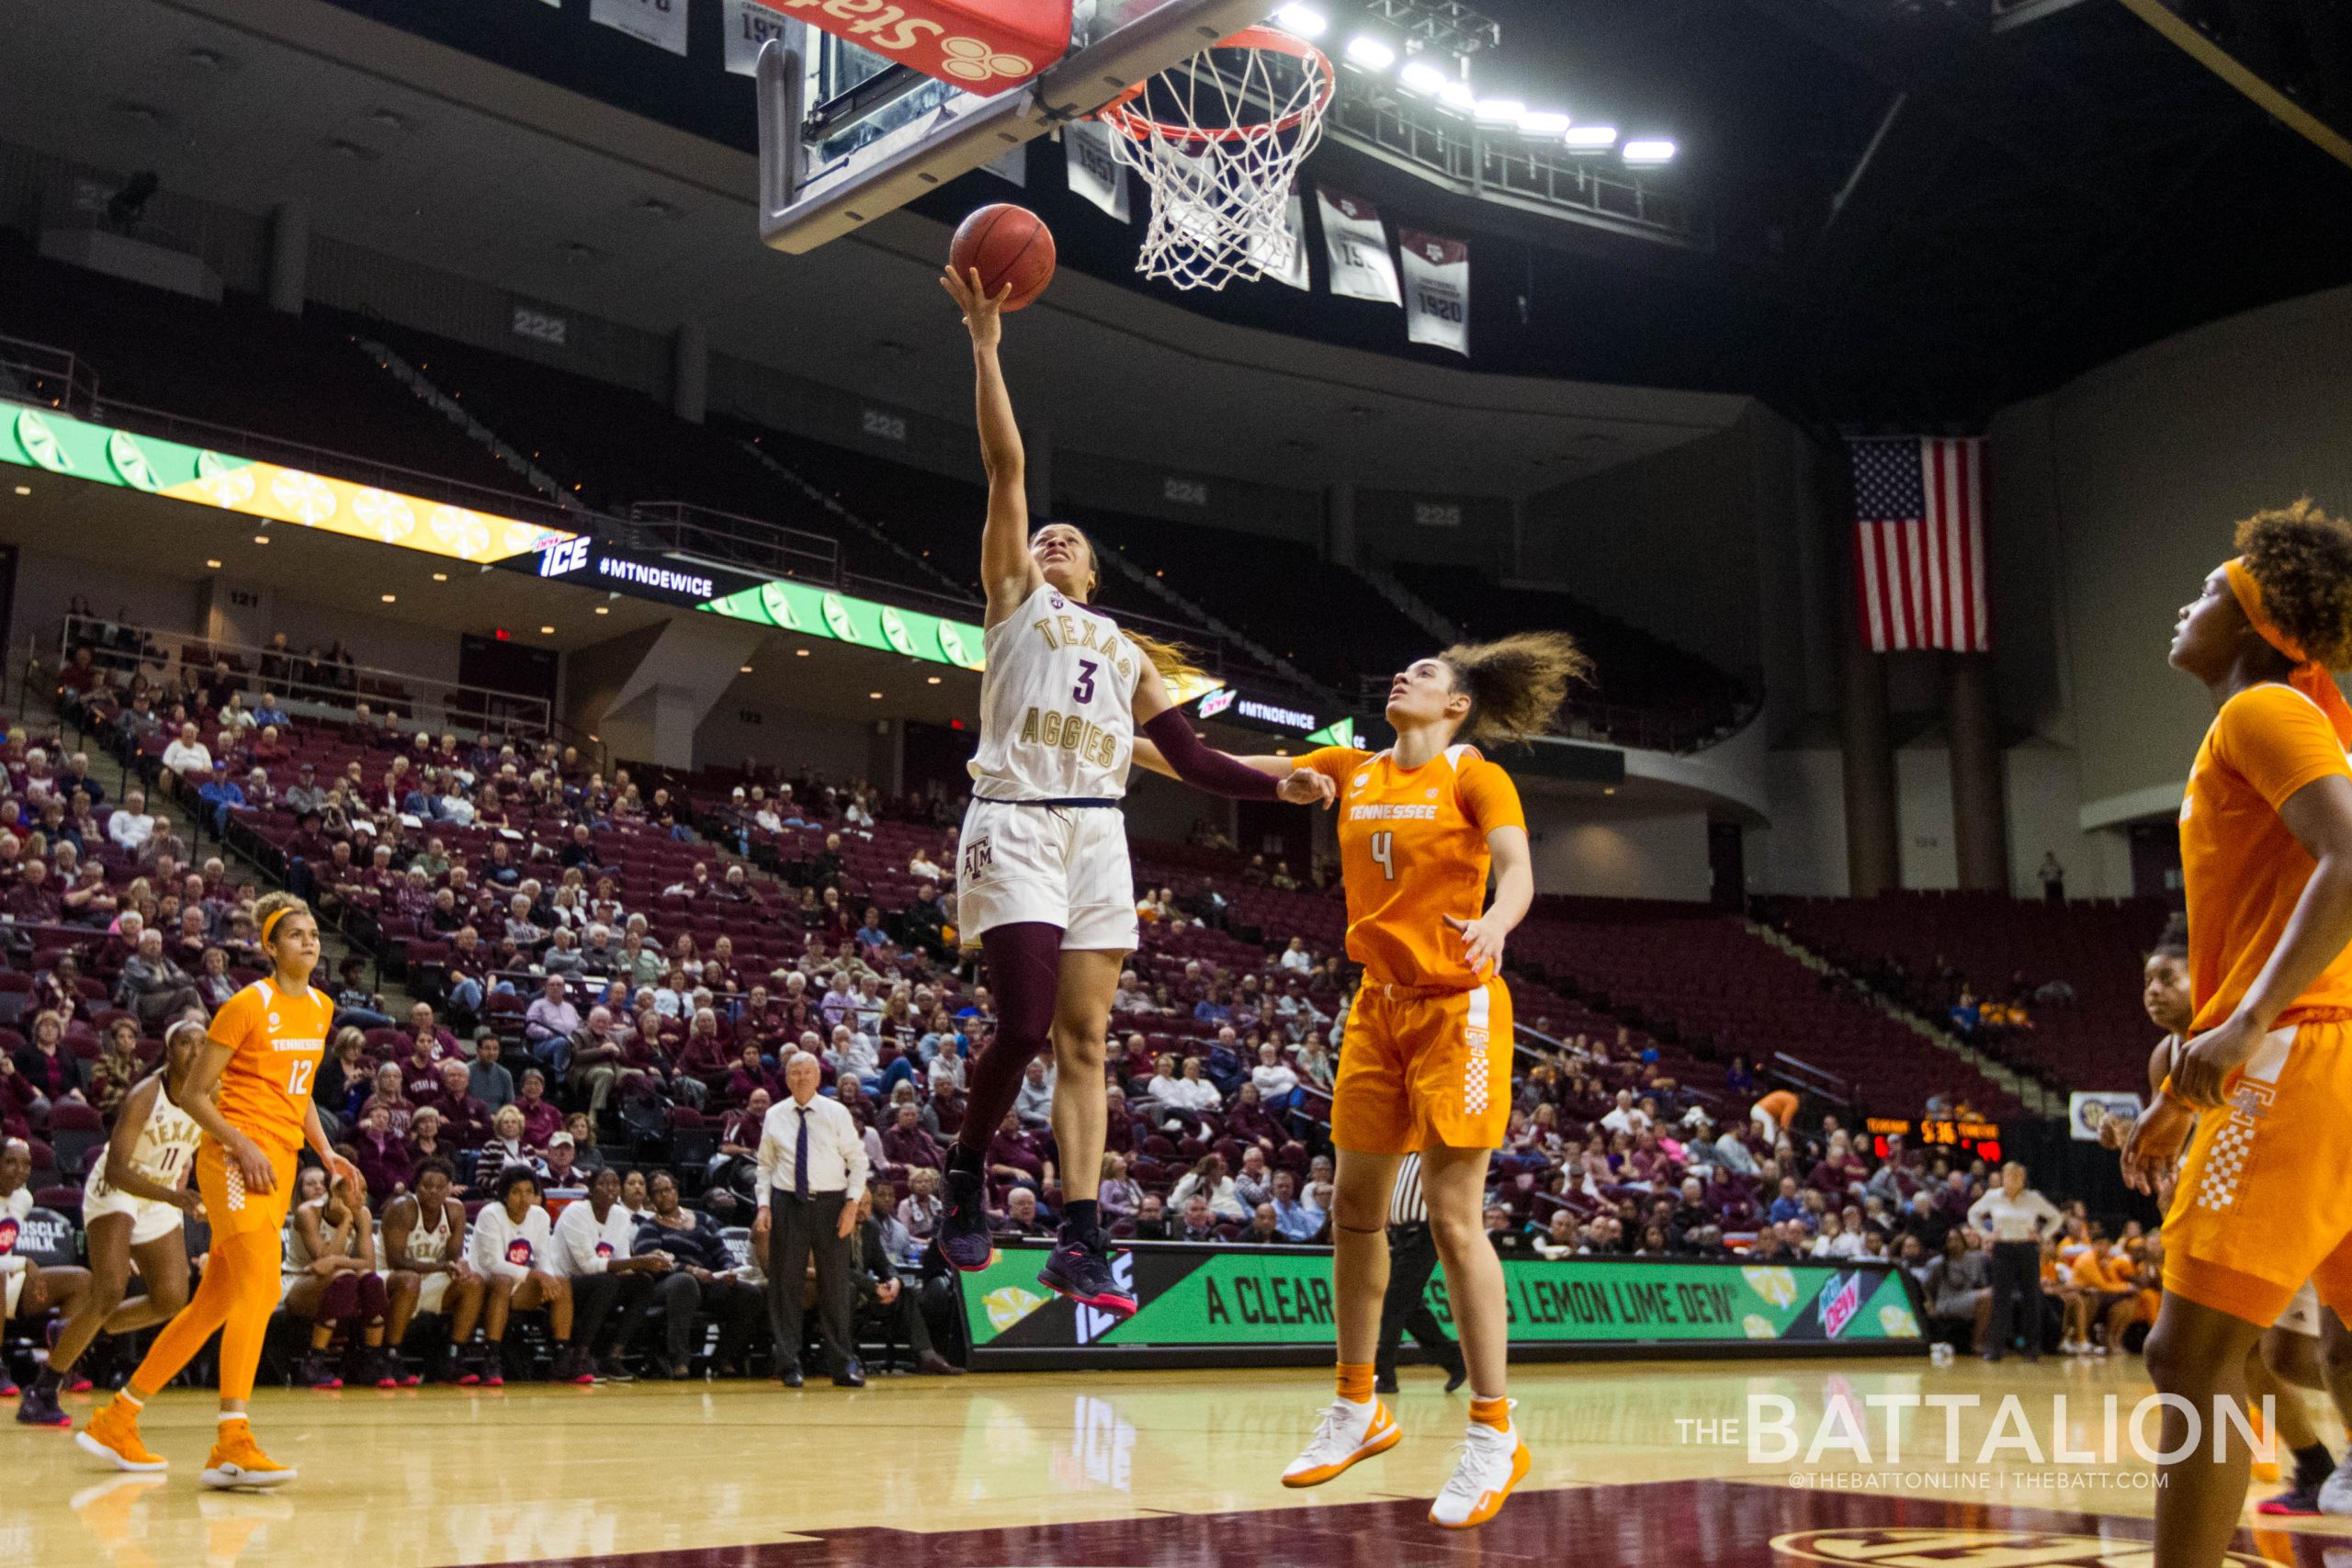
[1438,80,1476,113]
[1474,98,1525,128]
[204,558,222,569]
[1343,36,1396,71]
[1565,124,1619,152]
[796,649,809,657]
[539,625,555,635]
[740,664,754,674]
[1603,785,1617,795]
[1519,110,1570,137]
[1623,138,1677,165]
[1271,5,1327,39]
[381,593,397,604]
[432,571,448,581]
[926,676,941,685]
[10,485,28,496]
[594,605,609,615]
[868,691,884,700]
[253,534,270,545]
[1398,61,1448,96]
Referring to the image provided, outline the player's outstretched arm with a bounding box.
[945,265,1042,627]
[1127,664,1329,802]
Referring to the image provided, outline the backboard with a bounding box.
[756,0,1281,254]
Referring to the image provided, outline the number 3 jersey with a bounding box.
[211,978,334,1155]
[1293,744,1526,990]
[968,581,1143,802]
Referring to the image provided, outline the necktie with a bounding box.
[795,1105,810,1200]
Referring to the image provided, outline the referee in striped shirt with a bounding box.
[1375,1153,1468,1395]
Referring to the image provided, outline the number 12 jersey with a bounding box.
[210,978,334,1154]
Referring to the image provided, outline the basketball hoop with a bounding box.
[1094,25,1332,291]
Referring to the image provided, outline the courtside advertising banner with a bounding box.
[1399,229,1471,355]
[964,1244,1923,1366]
[1317,188,1401,307]
[592,0,691,56]
[1063,119,1131,221]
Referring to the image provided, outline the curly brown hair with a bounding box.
[1440,631,1592,748]
[2237,499,2352,669]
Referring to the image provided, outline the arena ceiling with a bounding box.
[4,0,2347,477]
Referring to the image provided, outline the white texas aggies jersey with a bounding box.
[967,580,1143,801]
[85,1079,201,1203]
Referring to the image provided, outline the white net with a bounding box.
[1099,31,1331,291]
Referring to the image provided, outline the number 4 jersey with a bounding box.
[210,977,334,1154]
[967,580,1142,803]
[1293,744,1526,990]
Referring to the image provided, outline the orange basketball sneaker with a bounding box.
[76,1395,167,1472]
[1281,1395,1401,1487]
[1429,1403,1532,1529]
[200,1419,296,1489]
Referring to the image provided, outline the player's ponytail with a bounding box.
[1440,631,1590,748]
[1128,631,1209,694]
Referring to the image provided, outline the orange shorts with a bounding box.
[194,1135,300,1240]
[1331,977,1511,1154]
[2164,1018,2352,1326]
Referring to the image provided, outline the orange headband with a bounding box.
[260,906,297,944]
[2224,557,2352,747]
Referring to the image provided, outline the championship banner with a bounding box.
[592,0,690,56]
[1317,188,1401,306]
[2068,1091,2142,1142]
[1063,119,1130,221]
[964,1244,1923,1366]
[748,0,1071,94]
[1399,228,1470,355]
[1255,194,1311,291]
[725,0,786,73]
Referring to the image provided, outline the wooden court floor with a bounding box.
[11,1356,2351,1568]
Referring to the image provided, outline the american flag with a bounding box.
[1849,436,1988,653]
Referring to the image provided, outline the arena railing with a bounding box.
[54,612,581,756]
[1769,1051,1859,1115]
[624,501,842,583]
[0,333,101,418]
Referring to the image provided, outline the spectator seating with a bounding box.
[1774,891,2171,1095]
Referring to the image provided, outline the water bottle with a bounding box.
[1929,1341,1955,1367]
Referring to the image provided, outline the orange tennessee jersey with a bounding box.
[2180,683,2352,1032]
[209,978,334,1153]
[1295,743,1526,989]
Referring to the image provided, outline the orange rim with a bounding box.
[1096,25,1333,145]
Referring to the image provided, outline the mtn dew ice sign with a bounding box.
[962,1245,1924,1366]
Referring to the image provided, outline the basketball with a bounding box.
[948,203,1057,311]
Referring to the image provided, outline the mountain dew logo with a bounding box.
[1818,1271,1861,1338]
[820,592,855,640]
[879,606,916,657]
[938,621,971,666]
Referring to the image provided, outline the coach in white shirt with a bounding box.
[1966,1161,2064,1363]
[550,1166,675,1379]
[752,1051,868,1387]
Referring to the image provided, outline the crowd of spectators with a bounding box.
[7,617,2170,1387]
